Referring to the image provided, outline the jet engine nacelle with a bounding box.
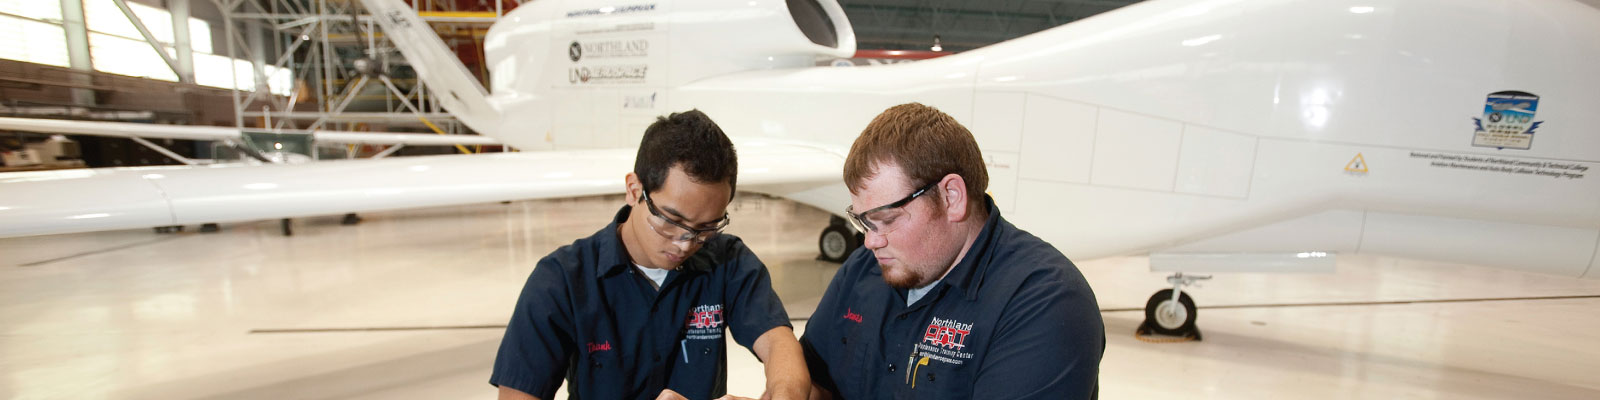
[482,0,855,149]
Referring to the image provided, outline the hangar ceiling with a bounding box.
[839,0,1143,52]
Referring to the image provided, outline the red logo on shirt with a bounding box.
[587,341,611,353]
[843,308,862,323]
[923,317,972,350]
[686,304,724,329]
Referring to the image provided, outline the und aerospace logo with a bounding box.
[568,65,648,84]
[1472,90,1543,150]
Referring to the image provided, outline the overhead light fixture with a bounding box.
[931,35,943,52]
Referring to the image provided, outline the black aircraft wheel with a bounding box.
[817,224,860,263]
[1142,289,1198,336]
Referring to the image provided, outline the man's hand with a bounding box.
[656,389,690,400]
[752,326,810,400]
[806,385,832,400]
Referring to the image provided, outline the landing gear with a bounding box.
[341,213,362,225]
[817,216,862,263]
[280,218,293,236]
[199,223,220,233]
[1137,273,1211,340]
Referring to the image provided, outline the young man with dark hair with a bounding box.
[801,103,1104,399]
[491,110,809,400]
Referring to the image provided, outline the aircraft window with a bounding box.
[787,0,838,48]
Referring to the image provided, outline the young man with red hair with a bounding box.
[801,103,1104,399]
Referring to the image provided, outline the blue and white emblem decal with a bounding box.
[1472,90,1543,150]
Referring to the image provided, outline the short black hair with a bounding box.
[633,109,738,198]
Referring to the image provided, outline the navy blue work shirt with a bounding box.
[491,205,792,400]
[801,197,1104,399]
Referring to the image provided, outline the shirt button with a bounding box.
[896,314,907,320]
[928,372,936,382]
[653,355,661,362]
[840,337,848,344]
[887,363,896,373]
[702,348,712,355]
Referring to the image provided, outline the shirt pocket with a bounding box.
[907,350,975,396]
[573,349,626,399]
[678,335,723,366]
[832,326,876,396]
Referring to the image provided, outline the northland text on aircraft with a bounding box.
[569,39,649,62]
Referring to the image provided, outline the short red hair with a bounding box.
[843,103,988,215]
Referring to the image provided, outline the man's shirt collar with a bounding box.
[596,204,718,281]
[937,195,1004,301]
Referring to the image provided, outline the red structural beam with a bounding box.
[402,0,520,12]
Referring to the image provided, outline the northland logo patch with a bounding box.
[687,304,724,329]
[916,316,976,365]
[923,317,971,349]
[684,304,725,340]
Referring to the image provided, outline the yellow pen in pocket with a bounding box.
[911,356,929,388]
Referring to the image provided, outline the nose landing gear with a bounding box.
[817,216,862,263]
[1137,273,1211,341]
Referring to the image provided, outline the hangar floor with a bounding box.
[3,194,1599,399]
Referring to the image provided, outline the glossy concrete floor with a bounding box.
[3,194,1599,399]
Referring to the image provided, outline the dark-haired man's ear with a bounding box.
[624,172,642,204]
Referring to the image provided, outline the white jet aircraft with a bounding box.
[3,0,1598,336]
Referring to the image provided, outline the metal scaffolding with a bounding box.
[208,0,504,144]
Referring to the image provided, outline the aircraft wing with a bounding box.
[0,117,500,146]
[0,138,844,238]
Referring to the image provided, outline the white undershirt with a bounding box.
[907,277,944,306]
[635,264,669,290]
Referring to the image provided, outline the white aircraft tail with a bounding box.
[359,0,500,136]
